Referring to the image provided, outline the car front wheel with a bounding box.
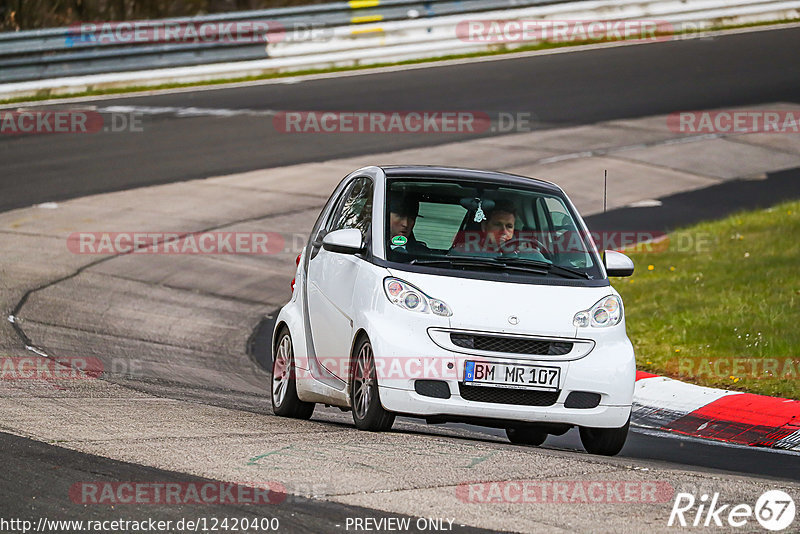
[579,417,630,456]
[350,336,395,431]
[271,328,315,419]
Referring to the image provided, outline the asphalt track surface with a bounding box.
[0,431,489,533]
[1,25,800,212]
[3,25,800,531]
[582,167,800,233]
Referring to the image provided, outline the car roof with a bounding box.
[380,165,563,194]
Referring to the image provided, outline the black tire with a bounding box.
[271,327,315,419]
[506,426,548,446]
[350,335,395,431]
[579,417,630,456]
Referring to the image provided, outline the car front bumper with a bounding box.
[367,313,635,429]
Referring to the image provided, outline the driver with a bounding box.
[451,201,518,253]
[481,201,516,248]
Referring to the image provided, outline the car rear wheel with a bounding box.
[351,336,395,431]
[579,417,630,456]
[505,426,548,446]
[271,328,314,419]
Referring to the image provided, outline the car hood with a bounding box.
[387,268,615,338]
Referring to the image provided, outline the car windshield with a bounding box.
[385,178,603,279]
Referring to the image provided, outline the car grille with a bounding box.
[450,333,572,356]
[458,383,560,406]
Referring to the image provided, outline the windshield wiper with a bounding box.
[411,257,591,279]
[409,258,549,275]
[495,257,591,279]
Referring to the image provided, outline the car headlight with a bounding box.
[383,277,452,316]
[573,295,623,328]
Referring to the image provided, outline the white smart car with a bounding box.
[271,166,636,456]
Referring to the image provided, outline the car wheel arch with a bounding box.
[272,321,291,353]
[348,329,371,389]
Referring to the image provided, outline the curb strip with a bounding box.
[633,371,800,451]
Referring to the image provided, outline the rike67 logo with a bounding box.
[668,490,795,531]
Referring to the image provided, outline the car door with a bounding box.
[306,176,373,380]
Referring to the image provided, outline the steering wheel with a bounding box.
[499,236,552,259]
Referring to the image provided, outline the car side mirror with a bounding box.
[604,250,634,277]
[322,228,364,254]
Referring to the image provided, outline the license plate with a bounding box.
[464,361,560,391]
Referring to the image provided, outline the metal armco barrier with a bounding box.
[0,0,579,83]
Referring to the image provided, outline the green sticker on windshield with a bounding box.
[391,235,408,246]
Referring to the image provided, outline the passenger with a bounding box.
[387,195,430,254]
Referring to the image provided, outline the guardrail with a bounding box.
[265,0,800,64]
[0,0,798,99]
[0,0,579,84]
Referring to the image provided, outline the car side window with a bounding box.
[330,177,373,239]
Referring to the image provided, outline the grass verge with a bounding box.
[613,199,800,399]
[1,18,798,106]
